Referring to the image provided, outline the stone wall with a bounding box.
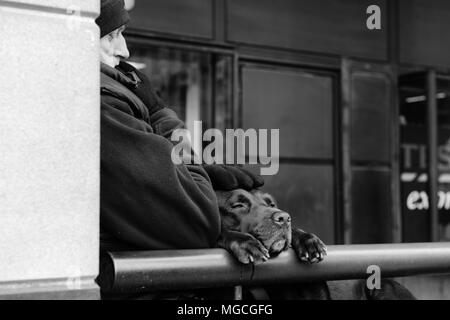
[0,0,100,299]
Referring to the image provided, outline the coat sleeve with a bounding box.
[100,97,221,251]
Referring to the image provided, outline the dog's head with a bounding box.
[216,189,292,256]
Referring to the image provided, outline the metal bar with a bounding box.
[332,70,344,244]
[427,70,439,242]
[213,0,226,43]
[341,59,353,244]
[234,286,243,300]
[125,34,236,55]
[232,51,240,128]
[387,0,399,65]
[98,243,450,293]
[390,65,402,243]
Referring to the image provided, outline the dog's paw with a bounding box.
[228,234,271,265]
[291,229,327,264]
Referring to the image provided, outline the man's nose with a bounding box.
[116,35,130,59]
[271,211,291,225]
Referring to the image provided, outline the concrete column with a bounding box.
[0,0,100,299]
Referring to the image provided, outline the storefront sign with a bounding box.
[401,126,450,241]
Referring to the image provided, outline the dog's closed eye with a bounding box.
[231,203,246,209]
[229,195,252,210]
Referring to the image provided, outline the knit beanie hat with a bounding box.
[96,0,130,38]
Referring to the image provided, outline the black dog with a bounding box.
[216,189,416,300]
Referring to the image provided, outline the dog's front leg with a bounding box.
[218,230,271,265]
[291,228,327,263]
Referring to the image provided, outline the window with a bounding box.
[399,72,450,242]
[240,63,338,244]
[126,40,234,140]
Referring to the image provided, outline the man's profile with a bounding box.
[96,0,262,254]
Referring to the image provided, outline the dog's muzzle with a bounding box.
[271,211,291,226]
[269,239,287,254]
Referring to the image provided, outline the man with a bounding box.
[96,0,263,254]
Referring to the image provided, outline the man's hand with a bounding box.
[117,60,166,115]
[203,164,264,191]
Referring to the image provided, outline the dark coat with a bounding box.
[99,63,220,252]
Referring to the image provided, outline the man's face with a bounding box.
[100,25,129,68]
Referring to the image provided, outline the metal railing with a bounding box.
[98,242,450,293]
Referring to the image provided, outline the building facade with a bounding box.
[1,0,450,299]
[124,0,450,245]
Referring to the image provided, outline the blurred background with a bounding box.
[122,0,450,298]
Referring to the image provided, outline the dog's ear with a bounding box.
[215,190,242,231]
[214,190,233,209]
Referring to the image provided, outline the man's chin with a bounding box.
[100,57,120,68]
[111,59,120,68]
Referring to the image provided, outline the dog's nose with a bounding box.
[272,211,291,225]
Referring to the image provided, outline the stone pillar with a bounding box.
[0,0,100,299]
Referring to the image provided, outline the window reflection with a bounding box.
[126,43,233,141]
[399,74,450,242]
